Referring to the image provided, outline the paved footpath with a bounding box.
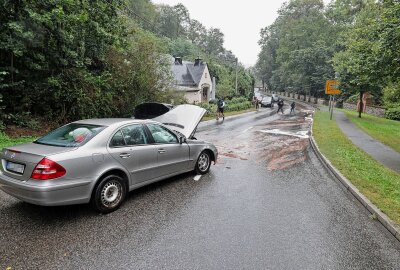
[334,111,400,174]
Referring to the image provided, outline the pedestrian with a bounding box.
[277,99,284,114]
[216,97,225,120]
[290,101,295,114]
[255,98,260,110]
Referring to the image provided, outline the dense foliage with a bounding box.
[0,0,254,130]
[198,97,252,117]
[256,0,400,119]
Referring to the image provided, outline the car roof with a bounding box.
[73,118,149,127]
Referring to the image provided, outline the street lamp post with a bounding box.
[235,58,238,95]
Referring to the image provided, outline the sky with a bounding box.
[152,0,330,67]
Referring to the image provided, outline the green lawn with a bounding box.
[313,111,400,225]
[0,133,37,149]
[342,109,400,153]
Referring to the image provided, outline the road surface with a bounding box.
[1,104,399,269]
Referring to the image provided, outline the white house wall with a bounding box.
[185,91,201,104]
[198,65,213,102]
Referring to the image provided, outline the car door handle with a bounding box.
[158,149,166,154]
[119,153,131,159]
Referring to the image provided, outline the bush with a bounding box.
[198,102,217,116]
[383,80,400,106]
[385,107,400,121]
[198,97,252,116]
[225,101,252,112]
[6,112,40,130]
[229,97,249,104]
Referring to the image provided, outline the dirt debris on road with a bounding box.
[214,105,314,171]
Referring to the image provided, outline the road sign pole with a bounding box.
[330,95,334,120]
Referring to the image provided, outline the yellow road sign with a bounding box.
[325,80,341,95]
[329,89,341,95]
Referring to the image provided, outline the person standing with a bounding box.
[277,99,284,114]
[216,98,225,120]
[290,101,296,114]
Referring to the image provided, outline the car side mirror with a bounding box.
[179,136,186,144]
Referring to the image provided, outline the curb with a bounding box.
[309,134,400,242]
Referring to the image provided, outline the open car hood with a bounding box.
[153,104,206,139]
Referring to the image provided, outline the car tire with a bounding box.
[195,151,211,175]
[91,175,127,214]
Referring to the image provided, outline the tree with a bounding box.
[187,19,207,46]
[204,28,224,56]
[333,1,382,117]
[256,0,335,98]
[125,0,158,32]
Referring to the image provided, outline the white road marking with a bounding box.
[258,129,309,139]
[193,175,202,181]
[242,126,253,133]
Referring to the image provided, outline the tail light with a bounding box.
[31,158,66,180]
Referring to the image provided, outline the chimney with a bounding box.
[194,58,202,66]
[174,57,183,65]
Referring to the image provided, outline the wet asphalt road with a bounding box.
[1,105,400,269]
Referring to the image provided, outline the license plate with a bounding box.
[6,161,25,174]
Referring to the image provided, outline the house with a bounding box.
[171,57,215,104]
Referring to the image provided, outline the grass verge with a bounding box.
[313,110,400,225]
[202,108,257,121]
[341,109,400,153]
[0,132,37,149]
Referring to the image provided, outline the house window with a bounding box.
[205,73,208,79]
[203,88,207,98]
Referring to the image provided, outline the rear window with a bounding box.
[35,123,105,147]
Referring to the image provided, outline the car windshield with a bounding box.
[263,97,272,101]
[35,123,105,147]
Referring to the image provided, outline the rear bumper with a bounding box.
[0,171,93,206]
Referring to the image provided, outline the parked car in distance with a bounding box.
[254,92,263,103]
[261,96,274,108]
[0,105,217,213]
[271,94,279,102]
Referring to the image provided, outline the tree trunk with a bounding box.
[358,91,364,118]
[11,52,14,84]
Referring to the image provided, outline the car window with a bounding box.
[147,124,178,144]
[110,124,148,147]
[110,130,126,147]
[35,124,105,147]
[121,124,148,145]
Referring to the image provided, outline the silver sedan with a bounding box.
[0,105,217,213]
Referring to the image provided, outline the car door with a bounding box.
[146,123,190,178]
[107,124,158,185]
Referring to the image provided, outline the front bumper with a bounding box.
[0,171,93,206]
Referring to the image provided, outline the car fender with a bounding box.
[187,140,218,166]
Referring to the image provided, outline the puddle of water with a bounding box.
[257,129,309,139]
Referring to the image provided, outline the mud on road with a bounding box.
[215,104,314,171]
